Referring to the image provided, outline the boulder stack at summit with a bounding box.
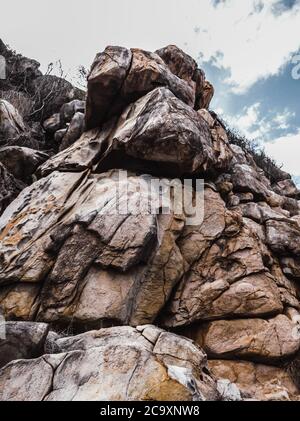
[0,42,300,401]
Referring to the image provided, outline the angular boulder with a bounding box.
[0,99,26,141]
[85,45,208,129]
[0,325,220,401]
[40,88,232,178]
[193,315,300,362]
[59,112,85,151]
[0,146,48,181]
[0,321,49,368]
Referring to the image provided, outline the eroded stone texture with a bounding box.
[0,321,49,368]
[85,46,133,129]
[209,360,300,401]
[192,315,300,362]
[273,179,300,199]
[0,146,48,181]
[266,219,300,256]
[59,112,85,151]
[85,46,199,129]
[155,45,198,85]
[1,42,300,401]
[0,99,26,141]
[0,325,220,401]
[162,205,282,327]
[0,283,41,320]
[0,170,187,327]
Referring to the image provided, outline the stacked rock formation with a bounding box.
[0,44,300,401]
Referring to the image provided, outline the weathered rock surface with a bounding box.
[0,321,49,368]
[0,325,221,401]
[209,360,300,401]
[0,99,26,141]
[40,88,232,177]
[0,170,187,327]
[85,45,212,129]
[0,146,48,181]
[59,112,85,151]
[192,315,300,362]
[273,179,300,199]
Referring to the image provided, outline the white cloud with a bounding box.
[264,129,300,176]
[223,102,267,140]
[198,0,300,93]
[223,103,295,141]
[1,0,300,92]
[235,103,261,132]
[273,109,295,130]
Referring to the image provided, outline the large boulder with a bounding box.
[0,99,26,141]
[191,315,300,362]
[266,219,300,256]
[59,99,85,125]
[0,146,48,182]
[59,112,85,151]
[272,179,300,199]
[0,322,49,368]
[0,325,220,401]
[198,81,214,110]
[85,45,210,129]
[85,46,132,129]
[161,191,283,327]
[40,88,232,178]
[155,45,199,85]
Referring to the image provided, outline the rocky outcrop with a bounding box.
[0,42,300,401]
[85,45,213,130]
[0,170,187,327]
[0,325,222,401]
[39,88,231,178]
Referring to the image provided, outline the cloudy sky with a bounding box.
[1,0,300,182]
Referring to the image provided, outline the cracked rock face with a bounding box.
[0,146,48,181]
[0,170,187,327]
[0,325,219,401]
